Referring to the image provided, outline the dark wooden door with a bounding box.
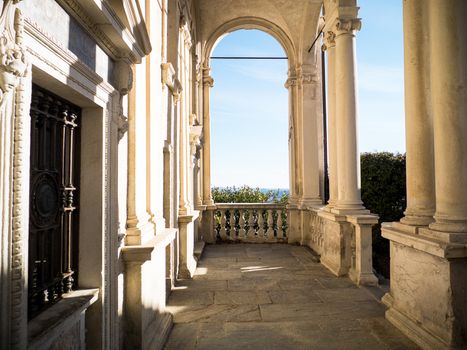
[28,85,81,319]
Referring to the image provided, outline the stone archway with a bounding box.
[200,16,325,232]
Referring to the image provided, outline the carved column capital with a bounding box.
[334,18,362,36]
[203,74,214,88]
[322,31,336,51]
[284,76,297,89]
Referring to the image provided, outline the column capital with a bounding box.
[322,31,336,51]
[203,75,214,87]
[334,18,362,36]
[284,76,297,89]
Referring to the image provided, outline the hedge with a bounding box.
[361,152,406,278]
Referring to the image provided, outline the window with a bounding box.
[28,85,81,319]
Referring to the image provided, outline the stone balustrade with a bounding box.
[213,203,287,242]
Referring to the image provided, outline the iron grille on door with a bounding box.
[28,85,81,319]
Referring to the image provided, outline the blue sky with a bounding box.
[210,0,404,189]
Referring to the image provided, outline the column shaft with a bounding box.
[202,70,214,206]
[325,32,338,208]
[400,0,435,226]
[300,67,322,207]
[333,19,364,211]
[429,0,467,233]
[178,48,191,215]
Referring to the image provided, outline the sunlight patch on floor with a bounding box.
[240,266,284,273]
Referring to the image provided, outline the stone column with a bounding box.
[299,66,322,207]
[285,73,301,205]
[202,68,214,206]
[323,31,338,209]
[399,0,435,227]
[332,18,365,213]
[428,0,467,235]
[285,73,303,244]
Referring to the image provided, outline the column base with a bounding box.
[382,222,467,349]
[400,209,434,226]
[125,218,155,245]
[429,217,467,235]
[331,206,370,216]
[299,197,323,209]
[203,199,215,207]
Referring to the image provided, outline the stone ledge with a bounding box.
[122,228,177,262]
[28,289,99,349]
[346,214,379,225]
[382,223,467,258]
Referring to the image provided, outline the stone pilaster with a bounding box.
[126,63,154,245]
[298,66,323,208]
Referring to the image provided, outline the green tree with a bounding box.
[361,152,406,278]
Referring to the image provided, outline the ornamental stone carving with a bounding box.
[335,18,362,36]
[284,76,297,89]
[0,1,30,348]
[203,74,214,88]
[0,0,27,104]
[322,31,336,51]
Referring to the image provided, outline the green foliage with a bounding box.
[212,185,288,203]
[361,152,406,278]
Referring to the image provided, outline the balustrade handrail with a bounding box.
[214,202,286,210]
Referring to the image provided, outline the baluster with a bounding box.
[266,209,275,241]
[219,209,227,240]
[245,209,252,238]
[283,210,288,238]
[238,209,246,239]
[277,209,284,240]
[252,209,259,237]
[257,209,265,237]
[229,210,237,239]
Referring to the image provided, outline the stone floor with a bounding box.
[164,243,418,350]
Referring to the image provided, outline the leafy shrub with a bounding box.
[361,152,406,278]
[212,185,288,204]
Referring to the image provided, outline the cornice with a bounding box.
[56,0,149,63]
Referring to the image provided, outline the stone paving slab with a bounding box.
[164,243,419,350]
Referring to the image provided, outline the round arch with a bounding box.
[200,15,324,222]
[203,16,297,69]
